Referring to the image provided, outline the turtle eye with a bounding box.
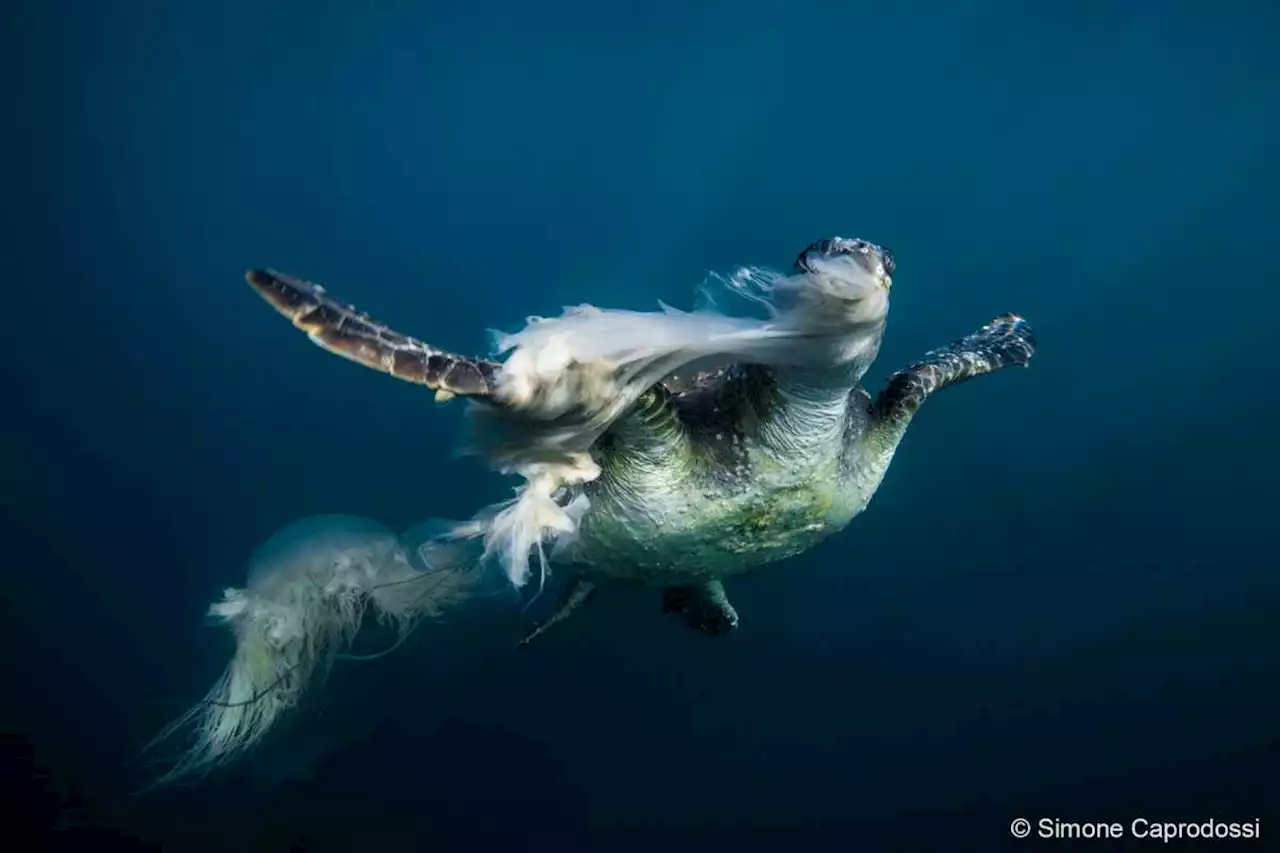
[881,248,895,277]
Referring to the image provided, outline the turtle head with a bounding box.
[783,236,893,339]
[794,237,894,291]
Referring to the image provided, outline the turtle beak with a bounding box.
[850,241,894,291]
[851,253,891,292]
[861,245,893,291]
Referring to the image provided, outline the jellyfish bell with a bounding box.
[144,513,485,789]
[244,514,401,594]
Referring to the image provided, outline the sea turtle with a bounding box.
[243,236,1036,647]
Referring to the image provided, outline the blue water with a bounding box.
[3,1,1278,849]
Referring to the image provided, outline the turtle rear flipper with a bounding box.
[517,579,597,648]
[246,269,499,402]
[662,580,739,635]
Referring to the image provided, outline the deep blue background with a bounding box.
[3,1,1278,849]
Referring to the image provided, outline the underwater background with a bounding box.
[3,0,1278,849]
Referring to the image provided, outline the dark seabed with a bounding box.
[3,1,1279,850]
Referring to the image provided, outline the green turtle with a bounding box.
[244,237,1036,647]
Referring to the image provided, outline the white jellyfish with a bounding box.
[145,514,488,788]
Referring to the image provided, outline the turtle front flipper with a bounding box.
[868,313,1036,446]
[246,269,499,402]
[661,580,739,635]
